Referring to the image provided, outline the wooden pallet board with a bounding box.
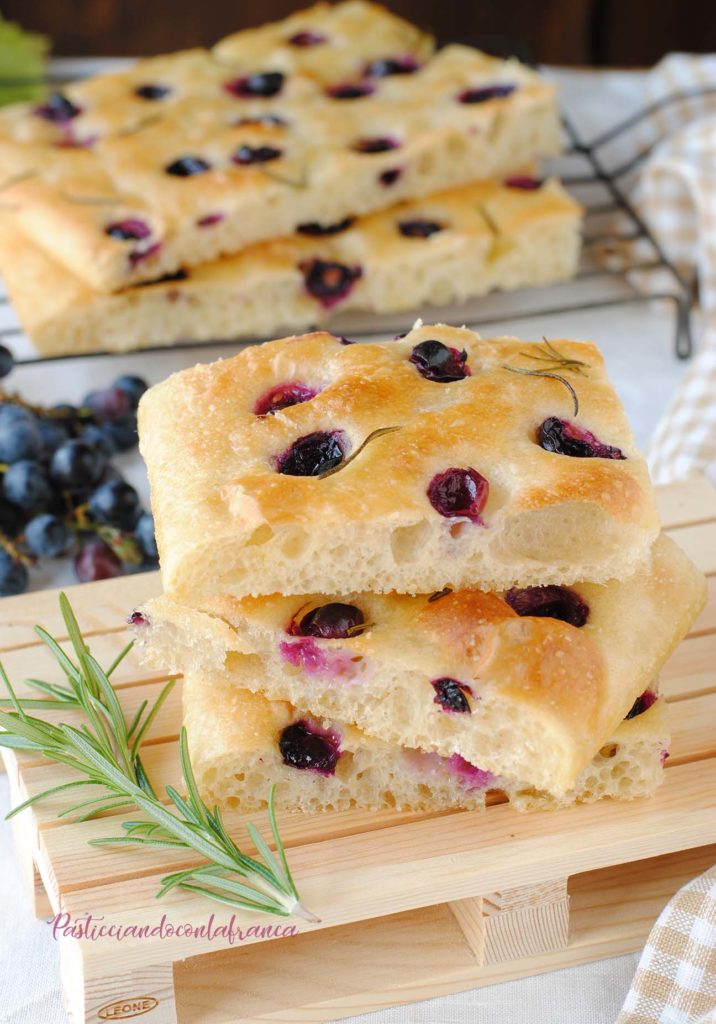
[1,476,715,1024]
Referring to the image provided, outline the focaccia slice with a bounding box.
[0,177,581,356]
[184,670,670,814]
[138,323,661,599]
[135,535,704,795]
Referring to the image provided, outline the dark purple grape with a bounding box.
[291,602,365,639]
[458,83,516,104]
[101,413,138,452]
[50,440,106,493]
[224,71,284,97]
[113,375,148,408]
[0,345,14,379]
[51,402,80,422]
[134,511,158,561]
[0,550,28,596]
[88,479,140,531]
[135,83,171,100]
[105,219,152,242]
[365,56,420,76]
[427,468,489,522]
[410,340,470,382]
[254,381,317,416]
[83,386,132,423]
[0,406,43,463]
[504,175,541,190]
[288,30,327,46]
[232,145,283,165]
[398,219,444,238]
[25,514,72,557]
[624,689,657,720]
[379,167,402,186]
[278,720,341,774]
[0,498,23,537]
[165,156,211,177]
[74,540,123,582]
[3,460,52,510]
[34,92,82,122]
[196,212,225,227]
[276,430,347,476]
[296,218,354,236]
[537,418,626,460]
[300,259,362,307]
[432,678,472,714]
[326,82,375,99]
[351,136,399,153]
[504,585,589,627]
[37,417,70,455]
[81,423,117,458]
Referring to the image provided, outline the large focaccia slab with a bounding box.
[140,534,704,796]
[0,2,559,292]
[139,323,661,600]
[0,178,581,356]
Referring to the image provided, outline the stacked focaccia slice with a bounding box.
[0,177,581,356]
[134,323,706,816]
[0,1,580,356]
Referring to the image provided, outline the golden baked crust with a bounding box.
[0,4,433,145]
[184,669,669,814]
[139,323,661,600]
[139,534,704,794]
[0,178,582,356]
[0,2,559,292]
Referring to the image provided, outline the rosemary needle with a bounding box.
[500,338,588,417]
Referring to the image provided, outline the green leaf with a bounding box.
[105,641,134,679]
[268,785,299,900]
[130,678,175,756]
[0,15,48,106]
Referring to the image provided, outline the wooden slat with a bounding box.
[666,694,716,766]
[661,633,716,700]
[665,521,716,575]
[656,477,716,529]
[0,633,170,700]
[690,575,716,636]
[169,845,716,1024]
[0,571,160,651]
[48,758,716,974]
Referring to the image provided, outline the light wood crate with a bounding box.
[1,477,715,1024]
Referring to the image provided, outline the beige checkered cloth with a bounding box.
[618,865,716,1024]
[622,55,716,485]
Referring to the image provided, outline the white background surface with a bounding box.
[0,63,699,1024]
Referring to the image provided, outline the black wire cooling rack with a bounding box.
[0,72,706,367]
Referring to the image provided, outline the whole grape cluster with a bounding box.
[0,347,158,596]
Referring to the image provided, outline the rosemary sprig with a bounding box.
[0,595,316,921]
[500,338,589,416]
[318,425,402,480]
